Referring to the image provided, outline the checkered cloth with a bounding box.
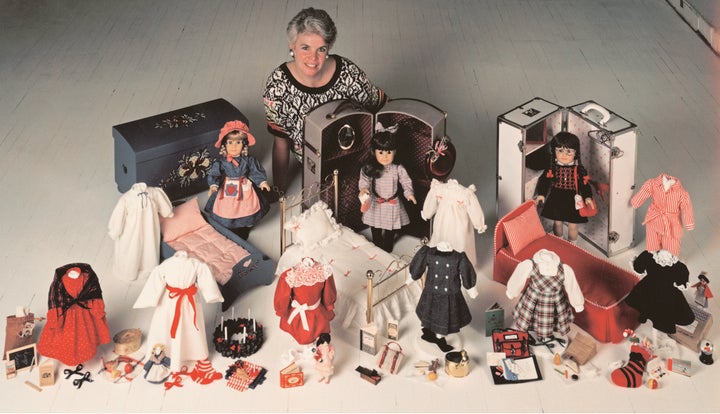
[226,361,267,392]
[512,261,574,340]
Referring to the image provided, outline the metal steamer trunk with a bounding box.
[497,97,637,256]
[113,98,248,201]
[303,100,374,231]
[303,98,447,236]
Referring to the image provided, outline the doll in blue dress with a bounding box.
[205,120,271,239]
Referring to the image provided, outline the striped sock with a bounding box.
[611,345,650,388]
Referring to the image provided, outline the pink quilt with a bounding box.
[167,223,250,285]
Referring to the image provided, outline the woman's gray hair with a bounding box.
[286,7,337,48]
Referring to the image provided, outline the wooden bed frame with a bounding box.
[279,170,422,325]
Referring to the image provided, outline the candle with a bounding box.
[221,316,224,331]
[248,308,251,321]
[224,327,228,340]
[253,318,256,332]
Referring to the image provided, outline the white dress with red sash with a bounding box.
[134,251,223,371]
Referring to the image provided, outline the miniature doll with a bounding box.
[205,120,271,240]
[108,183,174,281]
[358,123,416,252]
[143,343,172,384]
[133,251,223,371]
[631,173,694,256]
[624,250,695,334]
[505,249,585,342]
[691,271,713,308]
[533,132,595,243]
[421,178,486,268]
[313,333,335,384]
[408,242,478,352]
[274,257,337,345]
[38,263,111,366]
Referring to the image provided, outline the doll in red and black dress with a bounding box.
[534,132,595,243]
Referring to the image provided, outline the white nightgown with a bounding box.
[108,183,174,281]
[421,179,486,268]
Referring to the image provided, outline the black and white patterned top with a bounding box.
[263,55,386,159]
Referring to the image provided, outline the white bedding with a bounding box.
[277,226,422,330]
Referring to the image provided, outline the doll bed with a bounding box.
[159,197,275,311]
[493,200,640,343]
[277,172,422,330]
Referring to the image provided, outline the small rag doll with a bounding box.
[506,249,585,342]
[408,242,478,352]
[143,343,172,384]
[205,120,271,240]
[313,333,335,384]
[691,272,713,308]
[624,250,695,334]
[534,132,595,243]
[358,123,416,252]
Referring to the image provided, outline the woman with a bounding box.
[263,7,387,193]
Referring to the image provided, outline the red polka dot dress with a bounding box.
[38,263,110,366]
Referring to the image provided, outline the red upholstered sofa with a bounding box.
[493,201,640,343]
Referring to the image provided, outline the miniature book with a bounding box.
[485,302,504,336]
[280,362,303,388]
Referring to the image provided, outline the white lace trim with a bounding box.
[652,249,678,267]
[285,258,333,287]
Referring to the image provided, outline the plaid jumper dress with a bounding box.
[512,260,574,340]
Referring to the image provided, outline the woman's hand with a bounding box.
[259,181,271,192]
[534,196,545,205]
[208,185,218,196]
[407,194,417,205]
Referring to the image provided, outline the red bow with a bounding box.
[164,375,183,390]
[166,284,199,339]
[376,198,397,205]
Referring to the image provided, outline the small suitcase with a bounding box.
[497,97,637,256]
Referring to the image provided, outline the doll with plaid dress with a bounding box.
[358,124,416,252]
[506,249,584,341]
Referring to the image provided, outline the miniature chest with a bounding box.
[113,99,248,201]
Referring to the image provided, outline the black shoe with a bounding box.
[436,337,454,352]
[421,328,437,344]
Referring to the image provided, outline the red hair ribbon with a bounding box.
[166,284,199,339]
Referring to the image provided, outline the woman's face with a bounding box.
[554,146,576,165]
[375,149,395,166]
[226,137,244,157]
[290,32,330,79]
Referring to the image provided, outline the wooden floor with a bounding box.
[1,0,719,412]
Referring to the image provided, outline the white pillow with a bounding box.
[284,201,341,249]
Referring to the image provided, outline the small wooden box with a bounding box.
[562,332,598,365]
[113,98,248,200]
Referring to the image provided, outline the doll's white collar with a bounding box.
[437,241,453,252]
[532,249,561,275]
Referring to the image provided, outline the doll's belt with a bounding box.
[376,197,398,205]
[288,299,321,331]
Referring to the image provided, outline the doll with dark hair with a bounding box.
[534,132,595,242]
[358,124,416,252]
[313,333,334,384]
[691,272,713,308]
[205,120,271,240]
